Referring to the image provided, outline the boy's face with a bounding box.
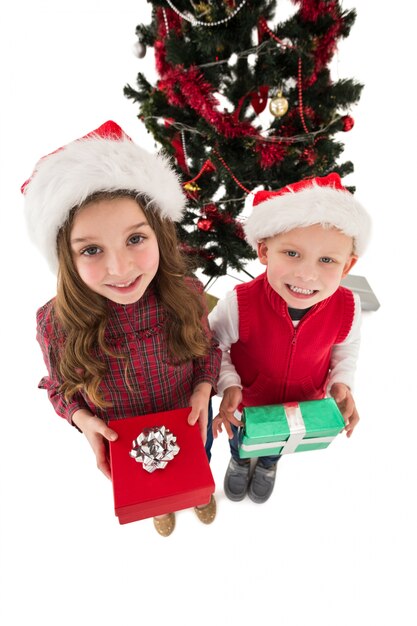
[257,224,357,309]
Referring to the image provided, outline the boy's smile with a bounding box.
[286,284,318,298]
[257,224,357,309]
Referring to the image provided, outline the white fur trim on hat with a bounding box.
[23,123,187,273]
[244,184,371,256]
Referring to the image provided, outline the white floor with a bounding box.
[1,2,416,625]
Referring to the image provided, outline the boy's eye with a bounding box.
[320,257,334,264]
[286,250,299,258]
[128,234,144,245]
[81,246,101,256]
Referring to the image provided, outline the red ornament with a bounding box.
[342,115,354,132]
[250,86,269,115]
[197,217,214,231]
[203,203,220,218]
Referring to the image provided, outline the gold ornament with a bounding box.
[183,182,201,192]
[194,3,213,21]
[269,91,289,118]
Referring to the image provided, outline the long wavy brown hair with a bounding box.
[55,190,210,408]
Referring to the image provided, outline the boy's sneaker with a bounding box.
[224,457,251,501]
[247,461,278,504]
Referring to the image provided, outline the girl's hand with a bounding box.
[213,386,243,439]
[72,409,118,479]
[330,383,360,438]
[187,382,212,445]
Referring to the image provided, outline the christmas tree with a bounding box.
[124,0,362,282]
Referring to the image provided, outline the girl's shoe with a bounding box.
[194,495,216,524]
[153,513,175,536]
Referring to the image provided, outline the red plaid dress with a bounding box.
[36,282,221,424]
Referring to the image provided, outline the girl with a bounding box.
[22,121,221,537]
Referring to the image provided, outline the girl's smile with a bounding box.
[71,197,160,305]
[105,274,142,293]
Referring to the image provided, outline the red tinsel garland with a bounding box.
[200,203,246,240]
[255,141,286,169]
[296,0,337,23]
[295,0,345,78]
[159,65,258,139]
[179,242,215,261]
[155,8,182,76]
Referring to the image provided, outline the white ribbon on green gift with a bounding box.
[280,402,306,454]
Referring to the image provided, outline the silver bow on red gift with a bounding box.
[129,426,180,473]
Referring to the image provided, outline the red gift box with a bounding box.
[109,407,215,525]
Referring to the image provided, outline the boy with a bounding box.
[208,173,371,504]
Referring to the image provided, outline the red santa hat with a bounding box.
[22,121,187,273]
[244,173,371,255]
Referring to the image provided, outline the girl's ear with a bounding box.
[257,240,268,266]
[342,255,358,278]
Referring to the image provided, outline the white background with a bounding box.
[1,2,416,625]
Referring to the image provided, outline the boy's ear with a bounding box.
[342,255,358,278]
[257,240,268,265]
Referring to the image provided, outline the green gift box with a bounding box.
[239,398,345,458]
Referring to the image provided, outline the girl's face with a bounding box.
[71,197,160,305]
[257,224,357,309]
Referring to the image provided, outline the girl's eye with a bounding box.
[128,234,144,245]
[320,257,334,264]
[81,246,101,256]
[285,250,299,258]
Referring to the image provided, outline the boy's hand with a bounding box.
[330,383,360,438]
[72,410,118,480]
[212,386,243,439]
[187,382,212,445]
